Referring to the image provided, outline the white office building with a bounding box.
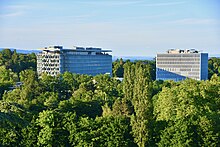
[156,49,208,81]
[37,46,112,76]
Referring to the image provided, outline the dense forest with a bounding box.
[0,49,220,146]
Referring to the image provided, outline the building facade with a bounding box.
[156,49,208,81]
[37,46,112,76]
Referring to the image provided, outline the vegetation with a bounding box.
[0,49,220,146]
[208,57,220,79]
[0,49,36,98]
[0,49,36,74]
[112,58,156,80]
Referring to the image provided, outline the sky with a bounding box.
[0,0,220,56]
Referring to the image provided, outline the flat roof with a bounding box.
[42,46,112,52]
[62,48,112,52]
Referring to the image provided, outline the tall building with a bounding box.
[156,49,208,81]
[37,46,112,76]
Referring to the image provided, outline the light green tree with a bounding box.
[123,62,135,101]
[131,63,153,147]
[154,79,220,146]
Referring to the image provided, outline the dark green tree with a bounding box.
[208,57,220,79]
[113,58,124,77]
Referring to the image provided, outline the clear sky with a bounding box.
[0,0,219,56]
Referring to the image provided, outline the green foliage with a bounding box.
[154,78,220,146]
[0,48,36,101]
[0,66,18,83]
[67,116,133,147]
[0,49,36,74]
[130,63,153,147]
[93,74,122,104]
[0,66,18,98]
[208,57,220,79]
[0,82,11,99]
[20,123,38,147]
[70,100,102,118]
[123,61,135,100]
[113,58,124,77]
[112,59,156,80]
[36,110,56,146]
[0,101,27,146]
[0,49,219,146]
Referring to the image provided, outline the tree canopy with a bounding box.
[0,49,219,146]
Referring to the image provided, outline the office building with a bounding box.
[156,49,208,81]
[37,46,112,76]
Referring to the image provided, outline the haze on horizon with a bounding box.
[0,0,219,56]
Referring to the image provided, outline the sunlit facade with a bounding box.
[156,49,208,81]
[37,46,112,76]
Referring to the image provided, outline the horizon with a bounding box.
[0,0,220,56]
[0,47,220,58]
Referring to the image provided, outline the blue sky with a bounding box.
[0,0,219,56]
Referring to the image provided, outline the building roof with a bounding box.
[41,45,112,53]
[167,49,199,54]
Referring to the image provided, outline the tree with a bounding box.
[0,101,27,146]
[123,61,135,101]
[93,74,122,105]
[113,58,124,77]
[208,57,220,79]
[0,49,36,74]
[1,49,12,63]
[154,79,220,146]
[0,65,18,99]
[68,116,134,147]
[0,66,18,83]
[131,63,153,147]
[20,122,39,147]
[19,70,40,106]
[36,110,55,146]
[112,98,133,117]
[36,110,69,146]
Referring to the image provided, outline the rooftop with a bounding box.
[42,45,112,53]
[167,49,199,54]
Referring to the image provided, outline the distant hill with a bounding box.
[113,54,220,61]
[113,56,155,61]
[1,48,219,60]
[210,54,220,58]
[0,48,40,54]
[0,48,155,61]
